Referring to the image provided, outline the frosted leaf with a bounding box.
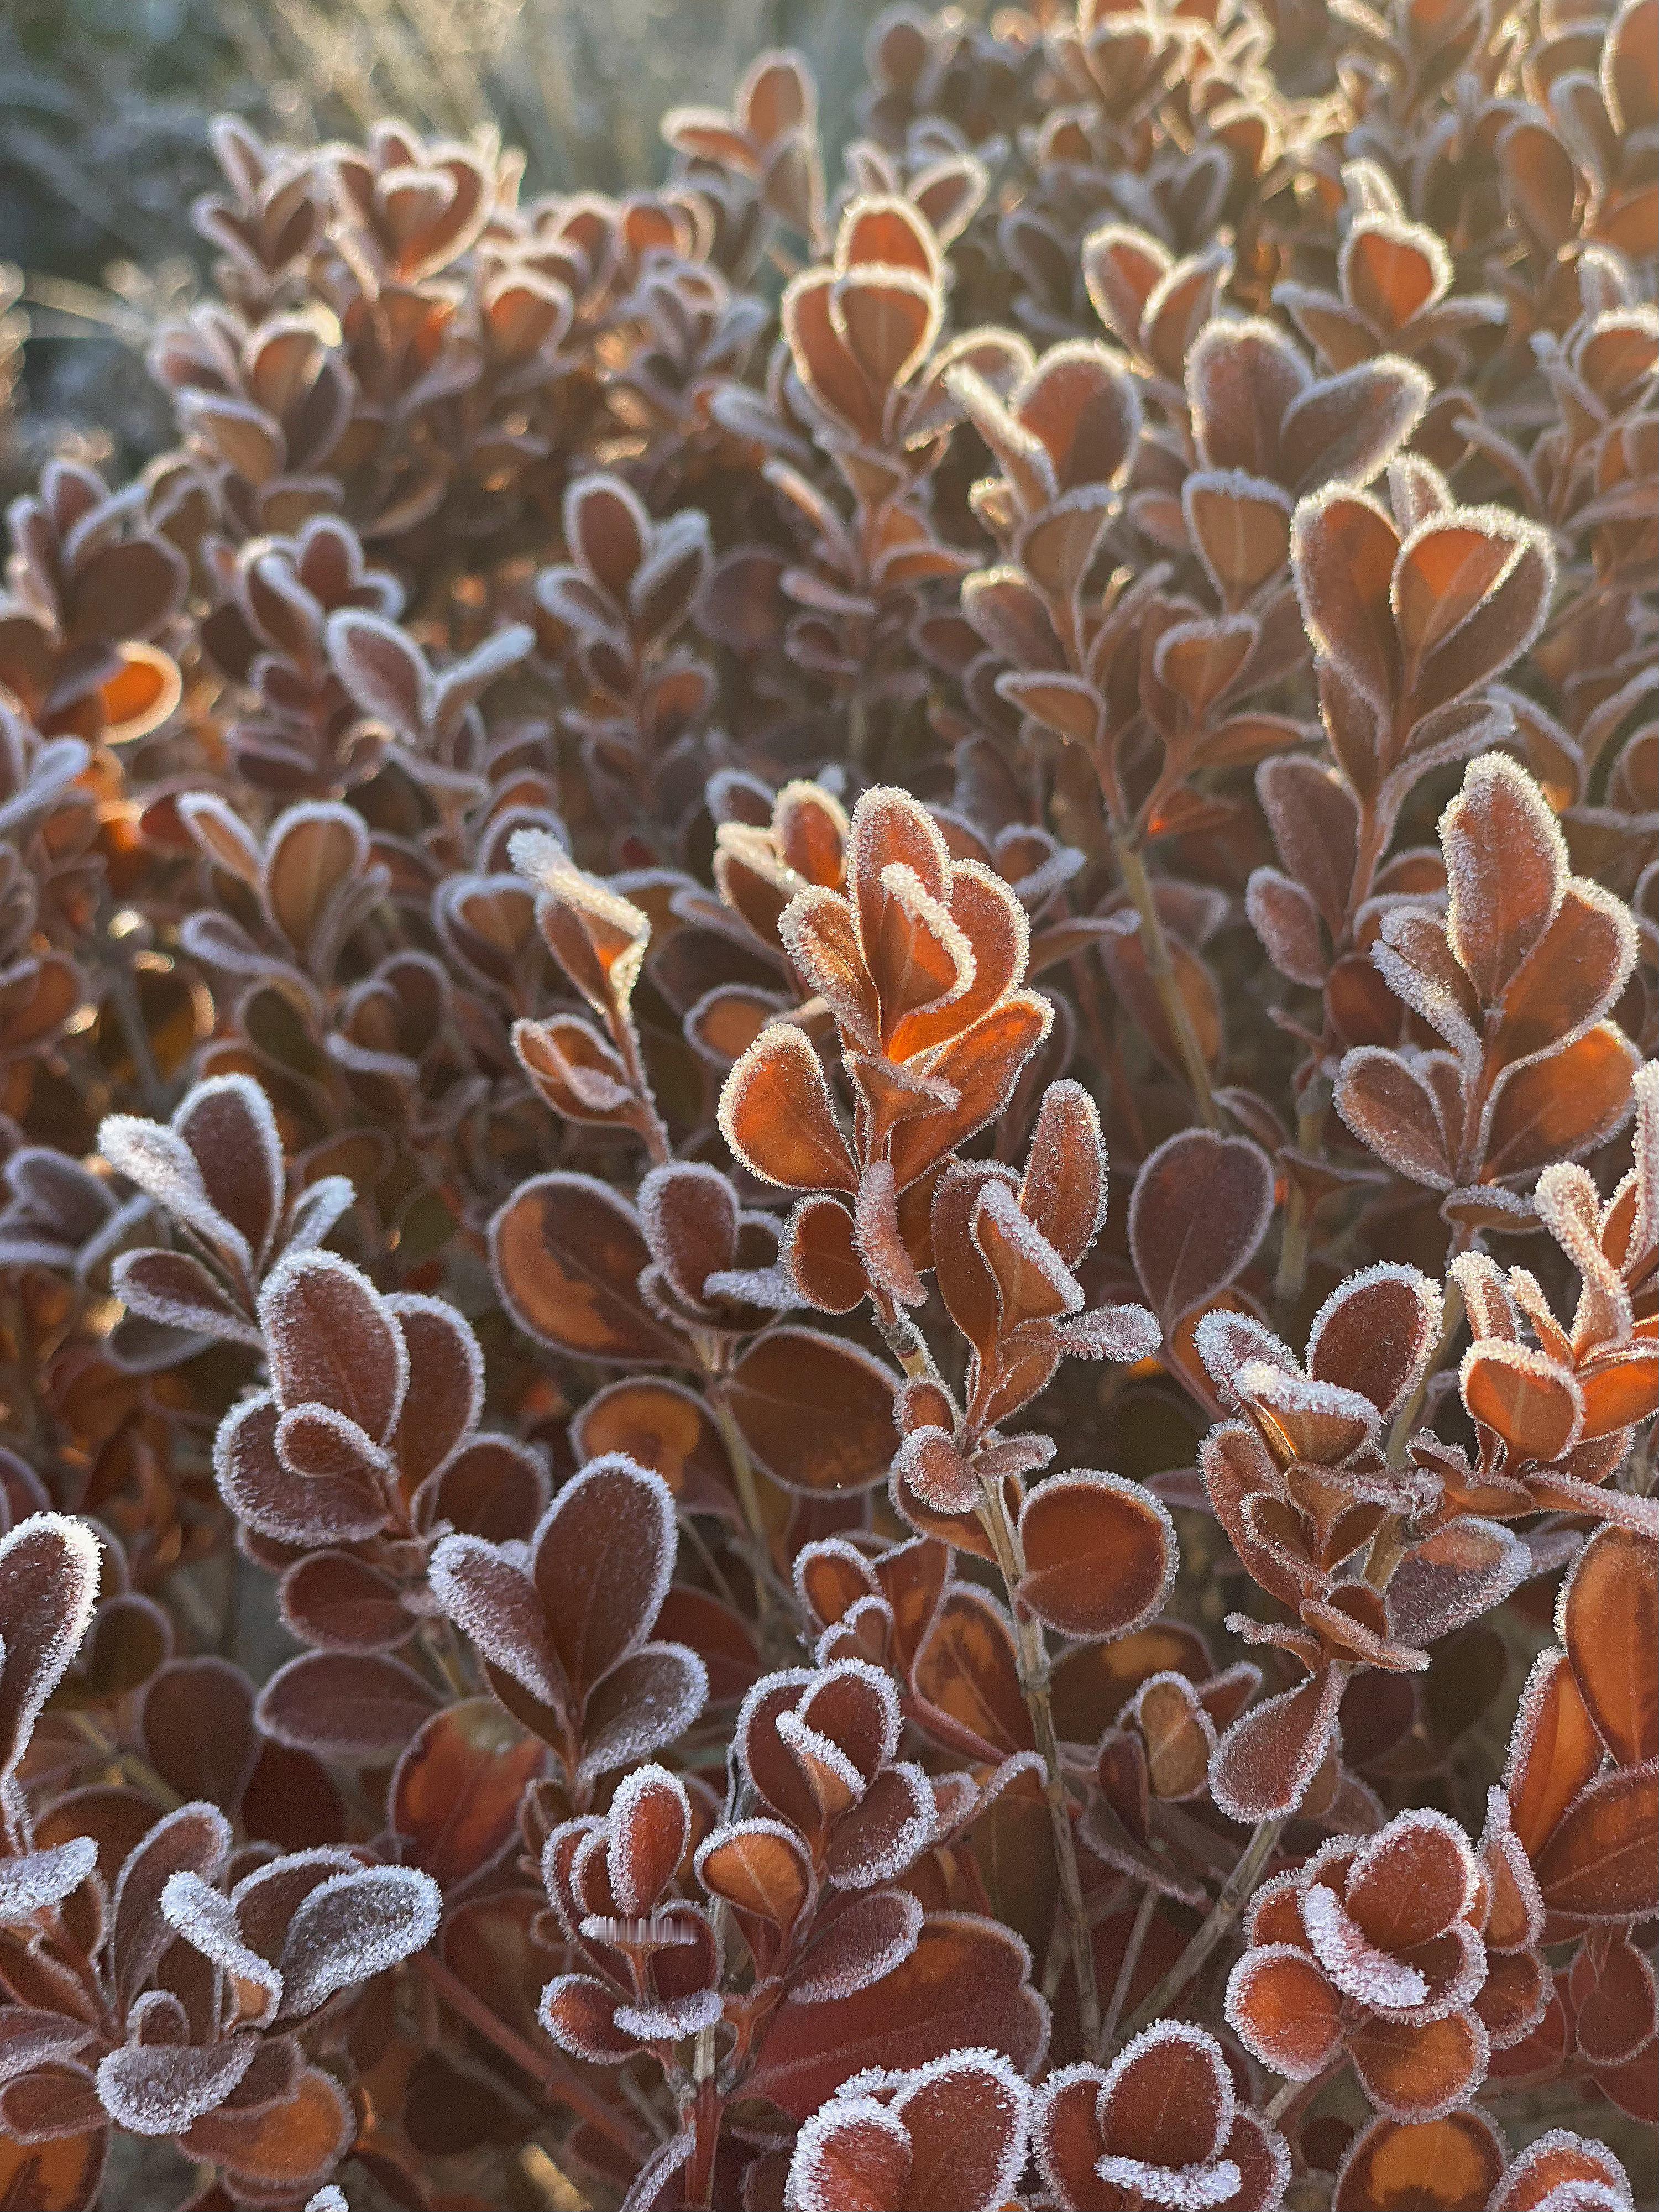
[933,1751,1045,1842]
[1100,2019,1234,2151]
[217,1393,389,1549]
[972,1177,1084,1316]
[428,1533,564,1711]
[854,1159,927,1309]
[791,1887,923,2002]
[1620,1062,1659,1274]
[542,1814,606,1936]
[1305,1261,1443,1416]
[1234,1358,1381,1459]
[538,1971,637,2063]
[891,2046,1033,2207]
[109,1803,235,2020]
[1373,909,1480,1063]
[703,1262,797,1309]
[171,1075,286,1270]
[275,1864,441,2018]
[1095,2153,1242,2209]
[286,1175,356,1254]
[0,1835,96,1922]
[1477,1786,1545,1950]
[97,2034,257,2136]
[613,1989,724,2040]
[1192,1310,1298,1399]
[825,1761,937,1889]
[161,1869,283,2027]
[384,1291,486,1456]
[306,2193,350,2212]
[693,1815,817,1930]
[776,1710,867,1808]
[1223,1942,1341,2080]
[792,1537,881,1631]
[813,1596,892,1669]
[799,1655,903,1776]
[606,1764,692,1917]
[430,623,535,735]
[326,609,431,742]
[1441,752,1565,1000]
[1054,1301,1163,1362]
[894,1424,978,1515]
[0,1512,102,1779]
[1533,1162,1614,1282]
[0,2014,97,2088]
[96,1115,252,1279]
[258,1246,408,1442]
[1488,2130,1635,2212]
[786,2094,912,2212]
[1388,1517,1531,1645]
[1210,1667,1344,1823]
[1300,1880,1426,2009]
[111,1248,261,1348]
[535,1453,680,1688]
[272,1403,395,1530]
[637,1159,737,1283]
[1449,1251,1521,1343]
[1343,1805,1475,1915]
[875,861,976,1018]
[575,1642,709,1785]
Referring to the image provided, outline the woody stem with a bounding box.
[1272,1091,1327,1326]
[1098,1881,1159,2057]
[706,1384,787,1642]
[1122,1814,1284,2035]
[976,1472,1102,2054]
[874,1305,939,1384]
[614,1005,672,1167]
[1111,829,1219,1131]
[414,1951,648,2162]
[1386,1270,1466,1466]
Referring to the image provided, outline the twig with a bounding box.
[705,1384,795,1647]
[1098,1882,1158,2057]
[415,1950,648,2162]
[1111,829,1219,1131]
[1122,1815,1284,2035]
[1273,1092,1328,1325]
[1386,1272,1465,1463]
[976,1471,1101,2054]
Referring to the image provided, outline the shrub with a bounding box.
[0,2,1652,2205]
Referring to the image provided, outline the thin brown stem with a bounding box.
[706,1384,792,1645]
[1273,1092,1328,1327]
[612,1004,672,1167]
[1265,2057,1338,2126]
[1123,1814,1284,2035]
[1098,1882,1159,2057]
[1386,1272,1466,1465]
[873,1305,937,1384]
[976,1472,1101,2053]
[415,1950,647,2162]
[1112,829,1218,1131]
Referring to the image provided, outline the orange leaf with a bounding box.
[1562,1526,1658,1766]
[723,1327,897,1493]
[1333,2110,1504,2211]
[1017,1471,1176,1640]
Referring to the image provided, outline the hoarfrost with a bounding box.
[276,1865,441,2018]
[1300,1880,1427,2009]
[0,1834,97,1921]
[97,2034,257,2136]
